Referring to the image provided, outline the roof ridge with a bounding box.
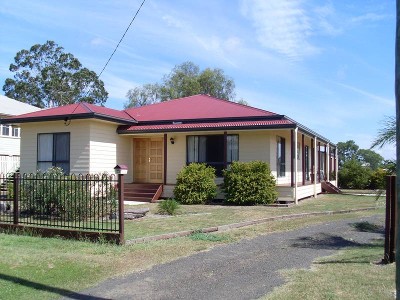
[80,102,95,113]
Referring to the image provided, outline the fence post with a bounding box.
[384,175,396,263]
[389,175,396,263]
[118,174,125,245]
[13,172,19,225]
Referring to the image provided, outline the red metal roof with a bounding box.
[119,119,294,133]
[124,94,278,121]
[3,102,135,124]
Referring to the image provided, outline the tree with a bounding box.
[371,115,396,149]
[338,159,372,189]
[125,83,161,108]
[3,41,108,108]
[337,140,359,168]
[124,61,237,108]
[357,149,384,170]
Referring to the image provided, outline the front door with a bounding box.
[133,138,163,183]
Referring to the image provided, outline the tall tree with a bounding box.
[357,149,384,170]
[125,83,161,108]
[3,41,108,108]
[124,61,237,108]
[371,115,396,149]
[337,140,359,168]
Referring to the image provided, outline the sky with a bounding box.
[0,0,396,159]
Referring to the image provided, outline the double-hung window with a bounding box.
[276,136,286,177]
[187,134,239,176]
[37,133,70,173]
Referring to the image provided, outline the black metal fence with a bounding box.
[0,170,125,244]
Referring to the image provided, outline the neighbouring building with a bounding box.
[0,95,40,174]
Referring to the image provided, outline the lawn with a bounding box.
[123,193,384,240]
[0,193,389,299]
[264,240,394,300]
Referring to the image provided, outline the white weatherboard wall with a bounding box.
[0,136,20,156]
[89,121,132,182]
[20,120,90,174]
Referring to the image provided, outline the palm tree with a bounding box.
[371,115,396,149]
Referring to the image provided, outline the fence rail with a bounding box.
[0,171,125,244]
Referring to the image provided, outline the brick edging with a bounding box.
[125,207,381,245]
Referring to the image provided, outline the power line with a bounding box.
[80,0,147,101]
[98,0,147,78]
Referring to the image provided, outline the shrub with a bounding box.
[368,168,390,190]
[158,199,180,215]
[20,167,117,221]
[338,159,372,189]
[173,163,217,204]
[223,161,277,205]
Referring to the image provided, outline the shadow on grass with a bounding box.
[0,273,110,300]
[351,221,384,234]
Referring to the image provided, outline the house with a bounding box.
[1,94,338,203]
[0,95,40,174]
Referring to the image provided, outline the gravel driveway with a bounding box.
[66,214,384,300]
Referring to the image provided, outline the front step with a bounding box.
[321,181,342,194]
[124,183,163,203]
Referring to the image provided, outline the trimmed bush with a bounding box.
[173,163,217,204]
[223,161,277,205]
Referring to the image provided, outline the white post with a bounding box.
[314,137,318,198]
[326,143,330,182]
[294,128,298,204]
[335,147,339,186]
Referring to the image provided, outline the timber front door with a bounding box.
[133,138,163,183]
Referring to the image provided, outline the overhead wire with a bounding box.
[81,0,147,100]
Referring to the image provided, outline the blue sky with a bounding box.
[0,0,396,159]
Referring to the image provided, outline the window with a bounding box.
[305,146,310,180]
[187,134,238,176]
[277,136,285,177]
[37,133,70,173]
[1,125,10,136]
[12,127,19,137]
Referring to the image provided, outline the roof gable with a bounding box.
[124,94,278,122]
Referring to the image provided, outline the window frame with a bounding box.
[276,136,286,178]
[37,132,70,173]
[186,134,239,176]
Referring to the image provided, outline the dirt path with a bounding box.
[67,214,384,300]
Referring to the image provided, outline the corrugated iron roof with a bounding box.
[2,102,136,124]
[124,94,278,121]
[118,119,295,133]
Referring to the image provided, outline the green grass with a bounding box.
[124,194,384,240]
[0,193,388,299]
[263,240,395,300]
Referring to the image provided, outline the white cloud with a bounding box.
[90,37,106,46]
[162,15,184,28]
[241,0,319,60]
[334,82,395,107]
[350,13,387,24]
